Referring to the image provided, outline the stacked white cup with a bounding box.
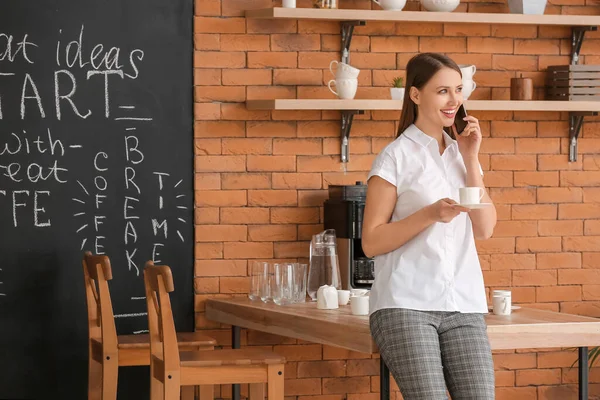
[328,60,360,100]
[459,64,477,100]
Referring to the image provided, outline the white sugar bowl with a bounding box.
[420,0,460,12]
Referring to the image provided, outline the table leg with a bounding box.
[579,347,589,400]
[232,326,241,400]
[380,358,390,400]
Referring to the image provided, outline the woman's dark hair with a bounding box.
[397,53,462,138]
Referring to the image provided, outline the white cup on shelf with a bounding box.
[282,0,297,7]
[328,78,358,99]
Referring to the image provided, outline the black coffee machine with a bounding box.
[324,182,374,290]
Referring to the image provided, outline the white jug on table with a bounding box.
[317,285,339,309]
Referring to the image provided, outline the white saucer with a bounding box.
[457,203,493,209]
[488,305,521,311]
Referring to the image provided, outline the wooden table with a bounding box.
[206,298,600,400]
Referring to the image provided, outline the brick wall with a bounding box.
[193,0,600,398]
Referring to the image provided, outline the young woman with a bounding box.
[362,53,497,399]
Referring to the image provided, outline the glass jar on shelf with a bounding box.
[313,0,338,9]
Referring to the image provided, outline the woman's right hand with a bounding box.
[427,198,470,223]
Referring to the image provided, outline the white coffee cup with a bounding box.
[459,187,484,205]
[328,78,358,100]
[282,0,296,7]
[329,60,360,79]
[459,64,476,81]
[492,290,511,316]
[337,290,351,306]
[350,295,369,316]
[462,79,477,100]
[350,288,369,297]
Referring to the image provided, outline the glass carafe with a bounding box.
[307,229,342,301]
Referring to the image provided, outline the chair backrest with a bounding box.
[82,251,118,354]
[144,261,180,377]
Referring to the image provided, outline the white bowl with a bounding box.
[420,0,460,12]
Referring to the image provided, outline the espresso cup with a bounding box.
[459,64,477,81]
[328,78,358,99]
[459,187,484,205]
[462,79,477,100]
[282,0,296,6]
[337,290,351,306]
[329,60,360,79]
[492,290,511,316]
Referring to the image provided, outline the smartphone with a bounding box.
[454,104,468,135]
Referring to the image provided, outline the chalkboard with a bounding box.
[0,1,194,398]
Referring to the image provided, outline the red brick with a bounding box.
[537,253,581,270]
[513,270,558,286]
[536,286,582,302]
[583,188,600,202]
[195,121,245,138]
[537,188,583,203]
[221,173,271,190]
[476,238,516,254]
[563,236,600,251]
[491,254,536,270]
[248,52,298,68]
[220,34,271,51]
[496,387,537,399]
[194,68,221,85]
[512,205,558,220]
[492,25,537,38]
[583,252,600,269]
[221,0,273,16]
[516,369,562,386]
[247,155,296,172]
[273,138,322,155]
[220,104,270,121]
[297,361,346,378]
[490,188,536,204]
[560,302,600,317]
[514,172,559,187]
[298,190,328,207]
[222,69,272,85]
[538,155,583,171]
[246,19,297,34]
[468,37,514,53]
[483,270,512,286]
[222,138,272,155]
[298,52,346,68]
[558,269,600,285]
[371,36,419,52]
[561,171,600,186]
[224,242,273,259]
[322,377,371,394]
[271,34,321,51]
[420,37,466,53]
[247,85,297,100]
[515,39,561,55]
[195,0,220,16]
[516,138,562,153]
[248,225,297,242]
[195,51,246,68]
[195,86,245,102]
[194,17,245,33]
[194,259,247,277]
[219,276,250,293]
[248,190,297,206]
[195,173,221,190]
[195,225,247,242]
[272,173,322,189]
[492,55,537,71]
[194,277,220,294]
[491,122,537,138]
[585,220,600,235]
[496,370,516,387]
[195,190,247,207]
[298,20,340,34]
[444,24,491,37]
[274,242,310,258]
[484,171,514,187]
[538,221,583,236]
[195,243,223,260]
[274,344,322,361]
[285,378,322,396]
[220,207,270,224]
[491,155,536,171]
[538,351,579,368]
[195,207,219,224]
[516,237,562,253]
[493,221,538,237]
[493,353,537,370]
[480,138,515,154]
[583,285,600,300]
[247,121,297,138]
[271,207,320,224]
[195,102,221,120]
[298,224,324,241]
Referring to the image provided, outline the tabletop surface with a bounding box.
[206,298,600,353]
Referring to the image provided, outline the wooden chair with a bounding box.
[83,252,217,400]
[144,262,285,400]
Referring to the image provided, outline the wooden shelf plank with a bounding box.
[246,7,600,26]
[246,99,600,112]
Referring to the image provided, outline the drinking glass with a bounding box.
[294,263,308,303]
[271,263,294,306]
[249,261,270,302]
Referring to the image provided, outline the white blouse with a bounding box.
[367,124,488,315]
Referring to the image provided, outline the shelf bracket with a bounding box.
[571,26,597,65]
[341,20,366,65]
[569,111,597,162]
[341,110,364,163]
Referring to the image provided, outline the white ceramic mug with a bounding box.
[337,290,351,306]
[372,0,407,10]
[492,290,512,316]
[350,295,369,316]
[328,78,358,99]
[461,79,477,100]
[329,60,360,79]
[459,64,477,81]
[459,187,484,205]
[282,0,297,7]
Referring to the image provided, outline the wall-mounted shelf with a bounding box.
[247,99,600,162]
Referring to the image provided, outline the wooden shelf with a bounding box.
[246,99,600,112]
[247,7,600,26]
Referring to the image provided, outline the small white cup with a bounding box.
[492,290,512,316]
[462,79,477,100]
[329,60,360,79]
[282,0,297,7]
[350,288,369,297]
[328,78,358,100]
[459,64,477,81]
[350,295,369,316]
[337,290,351,306]
[459,187,484,205]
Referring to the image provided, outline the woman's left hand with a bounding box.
[453,115,482,162]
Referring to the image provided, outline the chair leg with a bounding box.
[150,363,164,400]
[198,385,214,400]
[181,386,195,400]
[249,383,265,400]
[88,357,103,400]
[101,357,118,400]
[164,376,181,400]
[267,364,284,400]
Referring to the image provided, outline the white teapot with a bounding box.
[317,285,339,309]
[372,0,407,10]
